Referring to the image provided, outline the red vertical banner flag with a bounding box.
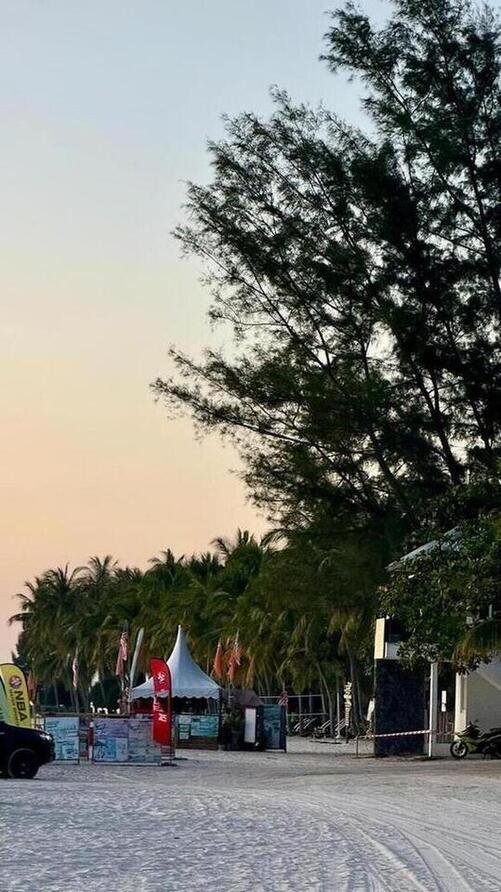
[150,658,172,747]
[152,698,171,747]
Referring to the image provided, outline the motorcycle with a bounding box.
[450,722,501,759]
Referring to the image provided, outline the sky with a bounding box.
[0,0,388,656]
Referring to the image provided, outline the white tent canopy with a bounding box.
[130,625,220,700]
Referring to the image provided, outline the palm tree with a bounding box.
[7,524,383,721]
[10,565,84,709]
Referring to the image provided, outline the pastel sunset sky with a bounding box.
[1,0,387,655]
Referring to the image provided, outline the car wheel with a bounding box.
[7,748,40,779]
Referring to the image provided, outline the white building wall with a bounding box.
[454,659,501,733]
[467,671,501,731]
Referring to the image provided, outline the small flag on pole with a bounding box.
[212,641,224,679]
[227,632,242,682]
[72,652,79,690]
[27,670,37,702]
[115,630,129,678]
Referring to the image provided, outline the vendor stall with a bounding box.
[130,625,221,749]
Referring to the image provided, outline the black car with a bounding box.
[0,721,55,778]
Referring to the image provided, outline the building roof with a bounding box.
[388,527,461,571]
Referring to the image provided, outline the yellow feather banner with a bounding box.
[0,674,12,723]
[0,664,31,727]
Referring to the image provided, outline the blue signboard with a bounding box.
[262,705,286,751]
[44,716,80,762]
[128,716,161,764]
[177,714,219,740]
[190,715,219,738]
[93,717,129,762]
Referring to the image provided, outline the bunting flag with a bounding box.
[212,640,224,680]
[150,657,172,747]
[115,630,129,677]
[227,632,242,683]
[72,652,79,690]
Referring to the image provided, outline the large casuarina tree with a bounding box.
[154,0,500,535]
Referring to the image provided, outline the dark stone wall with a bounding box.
[374,659,426,756]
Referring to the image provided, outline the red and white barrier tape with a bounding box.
[360,729,430,740]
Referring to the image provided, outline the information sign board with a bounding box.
[262,704,286,751]
[177,715,191,740]
[128,716,161,764]
[93,717,129,762]
[190,715,219,738]
[44,716,80,762]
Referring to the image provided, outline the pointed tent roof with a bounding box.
[130,625,220,700]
